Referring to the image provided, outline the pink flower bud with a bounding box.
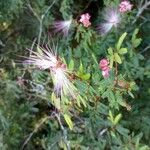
[119,1,133,13]
[99,59,109,69]
[99,58,110,78]
[101,66,110,71]
[79,13,91,27]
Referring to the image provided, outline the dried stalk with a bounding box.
[132,0,150,24]
[28,1,55,47]
[21,115,54,150]
[55,113,71,150]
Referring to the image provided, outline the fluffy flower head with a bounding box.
[79,13,91,27]
[24,47,57,70]
[52,67,76,98]
[53,20,72,36]
[24,47,78,98]
[119,1,133,13]
[98,8,121,35]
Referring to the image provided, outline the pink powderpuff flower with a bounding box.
[24,47,58,70]
[79,13,91,27]
[119,1,133,13]
[51,67,77,98]
[99,58,110,78]
[24,46,79,99]
[98,8,121,35]
[53,20,72,36]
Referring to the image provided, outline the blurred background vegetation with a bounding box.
[0,0,150,149]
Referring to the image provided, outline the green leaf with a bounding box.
[108,47,113,55]
[116,126,129,137]
[118,48,127,55]
[77,95,86,107]
[132,28,139,42]
[116,32,127,51]
[109,55,114,68]
[114,114,122,125]
[81,73,90,80]
[51,92,60,110]
[91,52,98,65]
[76,95,81,107]
[59,139,67,149]
[68,59,74,71]
[110,131,116,138]
[135,137,140,149]
[77,62,90,80]
[64,114,73,130]
[133,39,142,48]
[139,146,149,150]
[79,62,84,73]
[132,28,142,48]
[108,110,114,122]
[114,53,122,64]
[76,72,90,80]
[62,57,67,65]
[61,96,70,105]
[37,46,43,54]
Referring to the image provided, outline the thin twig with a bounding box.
[132,0,150,24]
[140,44,150,53]
[0,40,5,47]
[115,62,118,80]
[55,113,71,150]
[27,3,41,22]
[98,128,108,137]
[30,38,37,55]
[76,0,92,19]
[21,115,54,150]
[28,1,56,47]
[49,139,59,150]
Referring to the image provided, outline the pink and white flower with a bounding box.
[119,1,133,13]
[99,58,110,78]
[79,13,91,27]
[52,67,76,98]
[102,69,110,78]
[99,58,109,68]
[98,8,121,35]
[24,48,57,70]
[53,20,72,36]
[24,46,78,98]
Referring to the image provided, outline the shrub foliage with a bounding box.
[0,0,150,149]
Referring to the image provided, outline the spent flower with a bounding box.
[17,77,25,86]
